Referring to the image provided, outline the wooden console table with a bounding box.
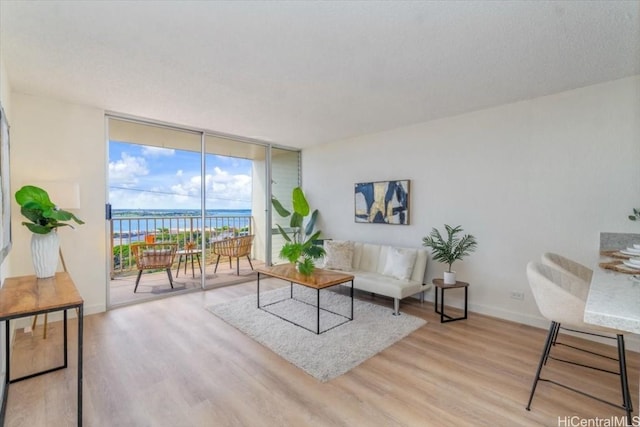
[0,272,84,426]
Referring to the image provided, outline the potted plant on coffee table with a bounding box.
[271,187,325,275]
[422,224,477,284]
[15,185,84,278]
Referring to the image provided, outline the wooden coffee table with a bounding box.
[256,264,355,334]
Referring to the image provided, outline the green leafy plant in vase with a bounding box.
[422,224,477,284]
[271,187,325,275]
[15,185,84,278]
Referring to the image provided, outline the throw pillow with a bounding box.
[323,240,354,271]
[382,247,417,280]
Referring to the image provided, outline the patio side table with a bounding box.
[175,249,202,278]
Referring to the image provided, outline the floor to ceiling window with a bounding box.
[106,116,299,307]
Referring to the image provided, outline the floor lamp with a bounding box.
[30,181,80,339]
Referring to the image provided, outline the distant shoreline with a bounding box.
[112,208,251,217]
[111,209,252,243]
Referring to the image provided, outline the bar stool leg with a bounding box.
[527,321,557,411]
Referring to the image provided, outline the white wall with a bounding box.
[0,52,12,280]
[302,76,640,333]
[9,92,107,315]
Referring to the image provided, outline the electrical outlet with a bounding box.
[23,326,32,334]
[510,291,525,300]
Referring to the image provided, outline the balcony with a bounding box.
[109,214,264,306]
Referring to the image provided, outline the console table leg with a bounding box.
[78,304,83,426]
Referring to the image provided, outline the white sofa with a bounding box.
[321,240,430,315]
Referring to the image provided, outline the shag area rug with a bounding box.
[207,286,426,382]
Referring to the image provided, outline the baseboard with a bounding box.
[409,293,640,352]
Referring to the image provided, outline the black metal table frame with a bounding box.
[257,272,354,334]
[434,285,468,323]
[0,304,83,426]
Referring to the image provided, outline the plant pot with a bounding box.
[31,232,60,278]
[443,271,457,285]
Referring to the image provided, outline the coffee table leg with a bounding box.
[350,280,354,320]
[317,289,320,335]
[256,273,260,308]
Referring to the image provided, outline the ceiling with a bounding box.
[1,1,638,149]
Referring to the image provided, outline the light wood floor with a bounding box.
[4,280,638,426]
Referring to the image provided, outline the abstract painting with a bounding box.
[354,180,410,225]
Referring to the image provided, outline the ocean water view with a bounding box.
[111,209,252,242]
[113,208,251,218]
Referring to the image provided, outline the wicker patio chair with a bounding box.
[212,235,254,275]
[131,243,178,292]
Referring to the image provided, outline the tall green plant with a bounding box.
[422,224,477,273]
[15,185,84,234]
[272,187,325,275]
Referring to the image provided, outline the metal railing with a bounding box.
[110,214,253,277]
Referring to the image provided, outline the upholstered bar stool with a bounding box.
[525,261,633,423]
[541,252,593,282]
[540,252,593,346]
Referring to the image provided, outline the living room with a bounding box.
[0,2,638,426]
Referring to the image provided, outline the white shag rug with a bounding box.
[207,286,426,382]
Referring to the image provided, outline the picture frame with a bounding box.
[354,179,410,225]
[0,105,11,264]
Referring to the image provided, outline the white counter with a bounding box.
[584,266,640,334]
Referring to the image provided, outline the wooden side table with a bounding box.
[432,278,469,323]
[0,272,84,426]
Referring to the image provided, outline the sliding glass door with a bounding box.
[107,116,300,307]
[107,117,203,306]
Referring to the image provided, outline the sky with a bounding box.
[108,141,252,210]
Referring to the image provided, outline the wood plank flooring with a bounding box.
[4,279,638,426]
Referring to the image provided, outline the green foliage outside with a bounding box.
[112,225,251,274]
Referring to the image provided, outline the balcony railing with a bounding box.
[110,214,253,277]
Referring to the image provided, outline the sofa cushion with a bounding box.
[382,247,417,280]
[352,270,425,299]
[356,243,383,273]
[323,240,354,271]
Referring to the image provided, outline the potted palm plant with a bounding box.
[15,185,84,278]
[422,224,477,284]
[271,187,325,275]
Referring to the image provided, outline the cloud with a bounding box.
[141,146,175,157]
[108,153,149,187]
[166,167,252,208]
[109,147,252,209]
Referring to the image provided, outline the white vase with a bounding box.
[443,271,457,285]
[31,232,60,278]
